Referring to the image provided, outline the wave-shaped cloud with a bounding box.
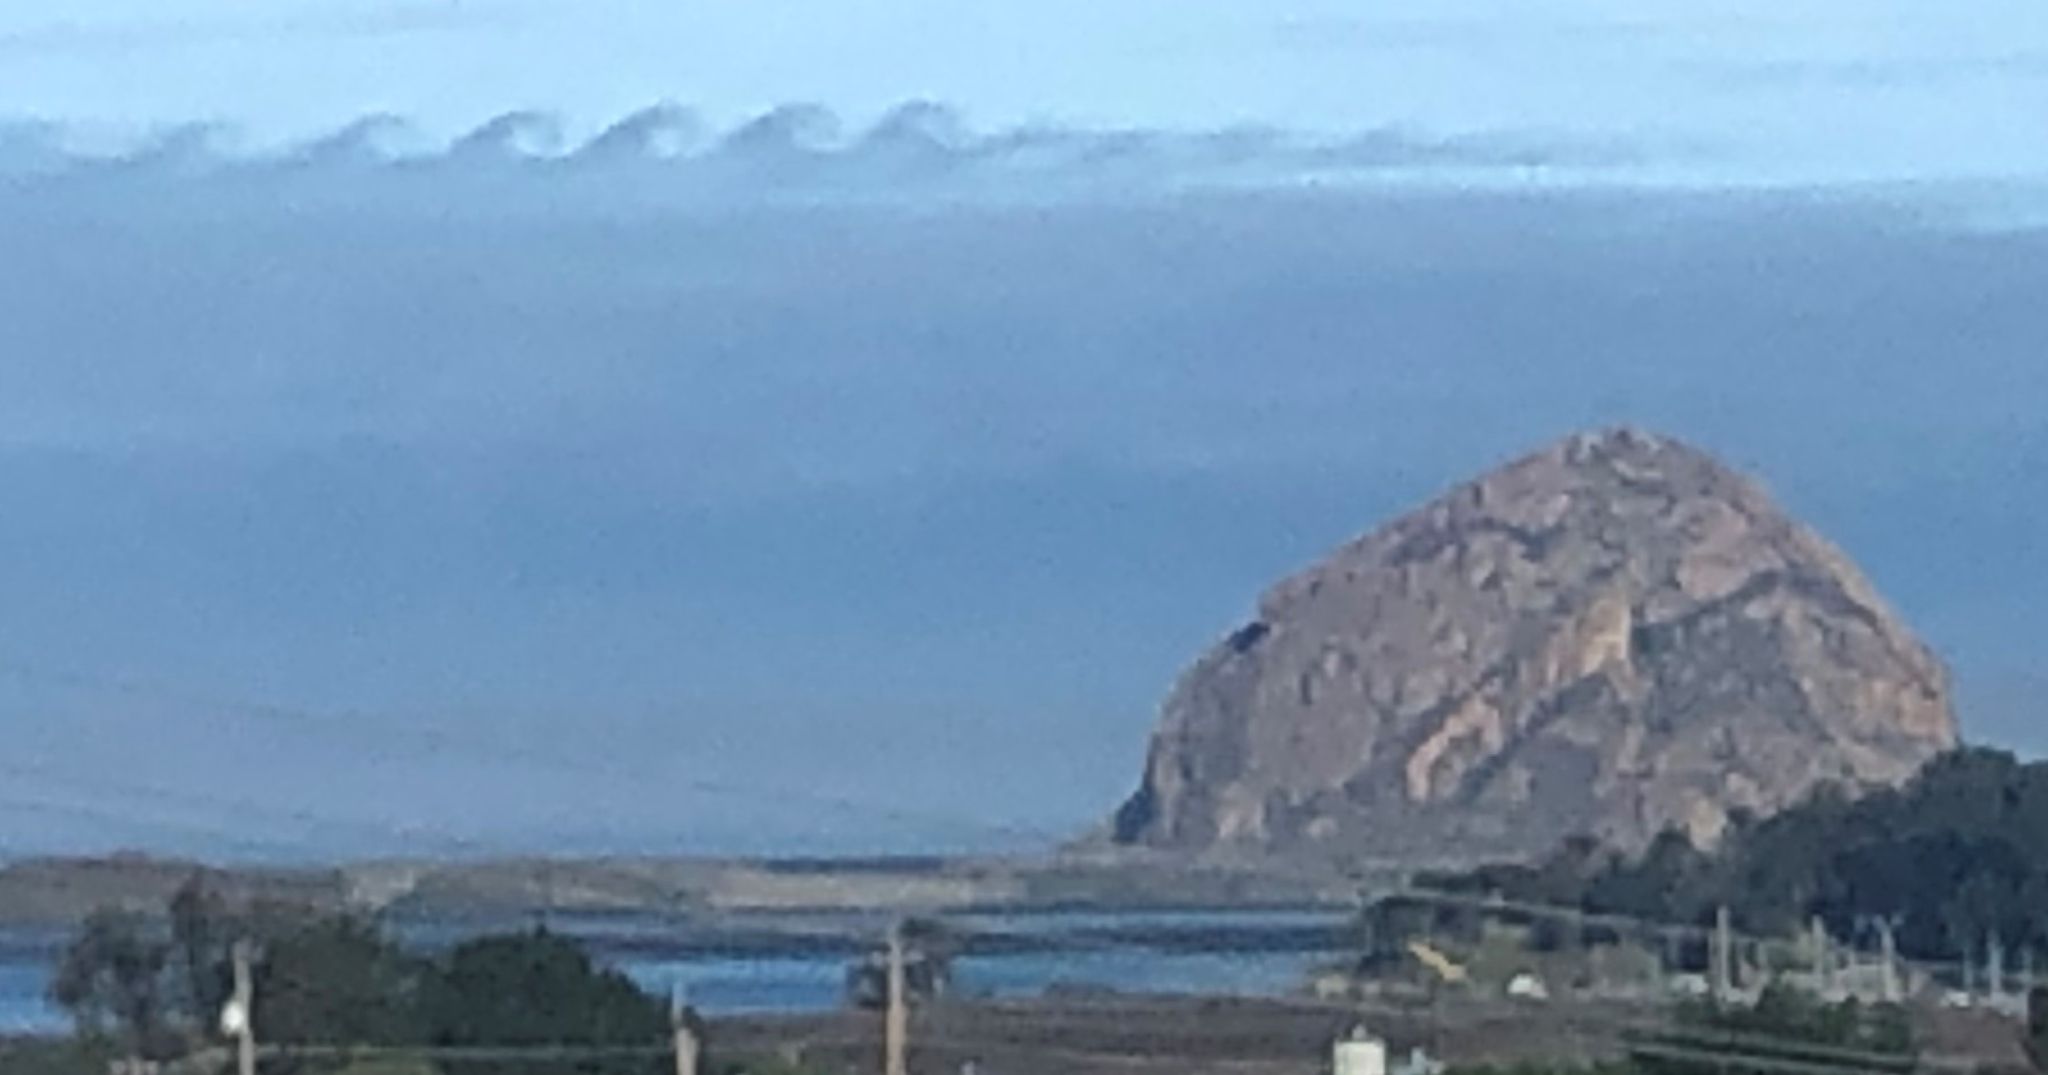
[575,104,705,163]
[0,101,1639,199]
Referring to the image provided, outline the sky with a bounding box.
[0,1,2045,860]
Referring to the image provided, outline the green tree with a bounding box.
[424,928,669,1075]
[168,873,235,1031]
[48,908,177,1061]
[1585,829,1709,923]
[257,914,428,1053]
[1426,747,2048,966]
[0,1037,120,1075]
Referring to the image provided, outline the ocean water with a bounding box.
[0,910,1348,1035]
[0,960,63,1034]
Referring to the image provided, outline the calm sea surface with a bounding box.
[0,909,1349,1036]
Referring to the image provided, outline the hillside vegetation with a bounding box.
[1422,747,2048,962]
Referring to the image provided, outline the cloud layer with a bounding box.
[0,102,1636,201]
[6,1,2048,191]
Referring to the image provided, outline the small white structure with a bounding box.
[1668,973,1712,998]
[1506,972,1550,1001]
[1333,1026,1388,1075]
[1312,972,1355,1000]
[1393,1047,1446,1075]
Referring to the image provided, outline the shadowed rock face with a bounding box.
[1111,428,1956,865]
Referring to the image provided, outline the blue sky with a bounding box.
[0,1,2045,859]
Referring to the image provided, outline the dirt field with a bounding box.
[708,992,2038,1075]
[709,994,1651,1075]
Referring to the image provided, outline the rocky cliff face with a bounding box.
[1112,429,1956,864]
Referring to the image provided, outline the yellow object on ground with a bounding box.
[1407,940,1469,984]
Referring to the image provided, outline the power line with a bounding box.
[1368,884,2008,996]
[0,789,329,858]
[1635,1027,1935,1072]
[34,906,2017,1075]
[1623,1041,1934,1075]
[0,758,496,859]
[0,655,1066,848]
[0,749,1988,999]
[913,1035,1299,1071]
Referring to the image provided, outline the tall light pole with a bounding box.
[221,940,256,1075]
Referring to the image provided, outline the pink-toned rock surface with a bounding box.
[1112,428,1956,864]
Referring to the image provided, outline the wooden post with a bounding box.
[885,922,909,1075]
[1991,932,2008,1008]
[1713,906,1733,1004]
[1654,927,1671,996]
[1810,917,1829,996]
[1878,919,1900,1003]
[672,986,700,1075]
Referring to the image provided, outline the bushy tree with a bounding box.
[0,1036,119,1075]
[168,873,234,1024]
[1424,747,2048,964]
[53,885,673,1074]
[257,914,429,1051]
[48,908,177,1060]
[423,928,669,1075]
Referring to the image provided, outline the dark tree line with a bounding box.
[50,876,670,1074]
[1417,748,2048,963]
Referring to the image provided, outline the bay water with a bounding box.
[0,909,1349,1036]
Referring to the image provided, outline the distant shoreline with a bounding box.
[0,850,1377,929]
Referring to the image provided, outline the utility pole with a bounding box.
[229,941,256,1075]
[536,862,557,931]
[1810,917,1830,996]
[884,921,910,1075]
[1878,919,1900,1003]
[1990,933,2008,1009]
[1713,906,1734,1004]
[1655,927,1672,996]
[672,985,700,1075]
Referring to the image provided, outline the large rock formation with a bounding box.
[1112,429,1956,865]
